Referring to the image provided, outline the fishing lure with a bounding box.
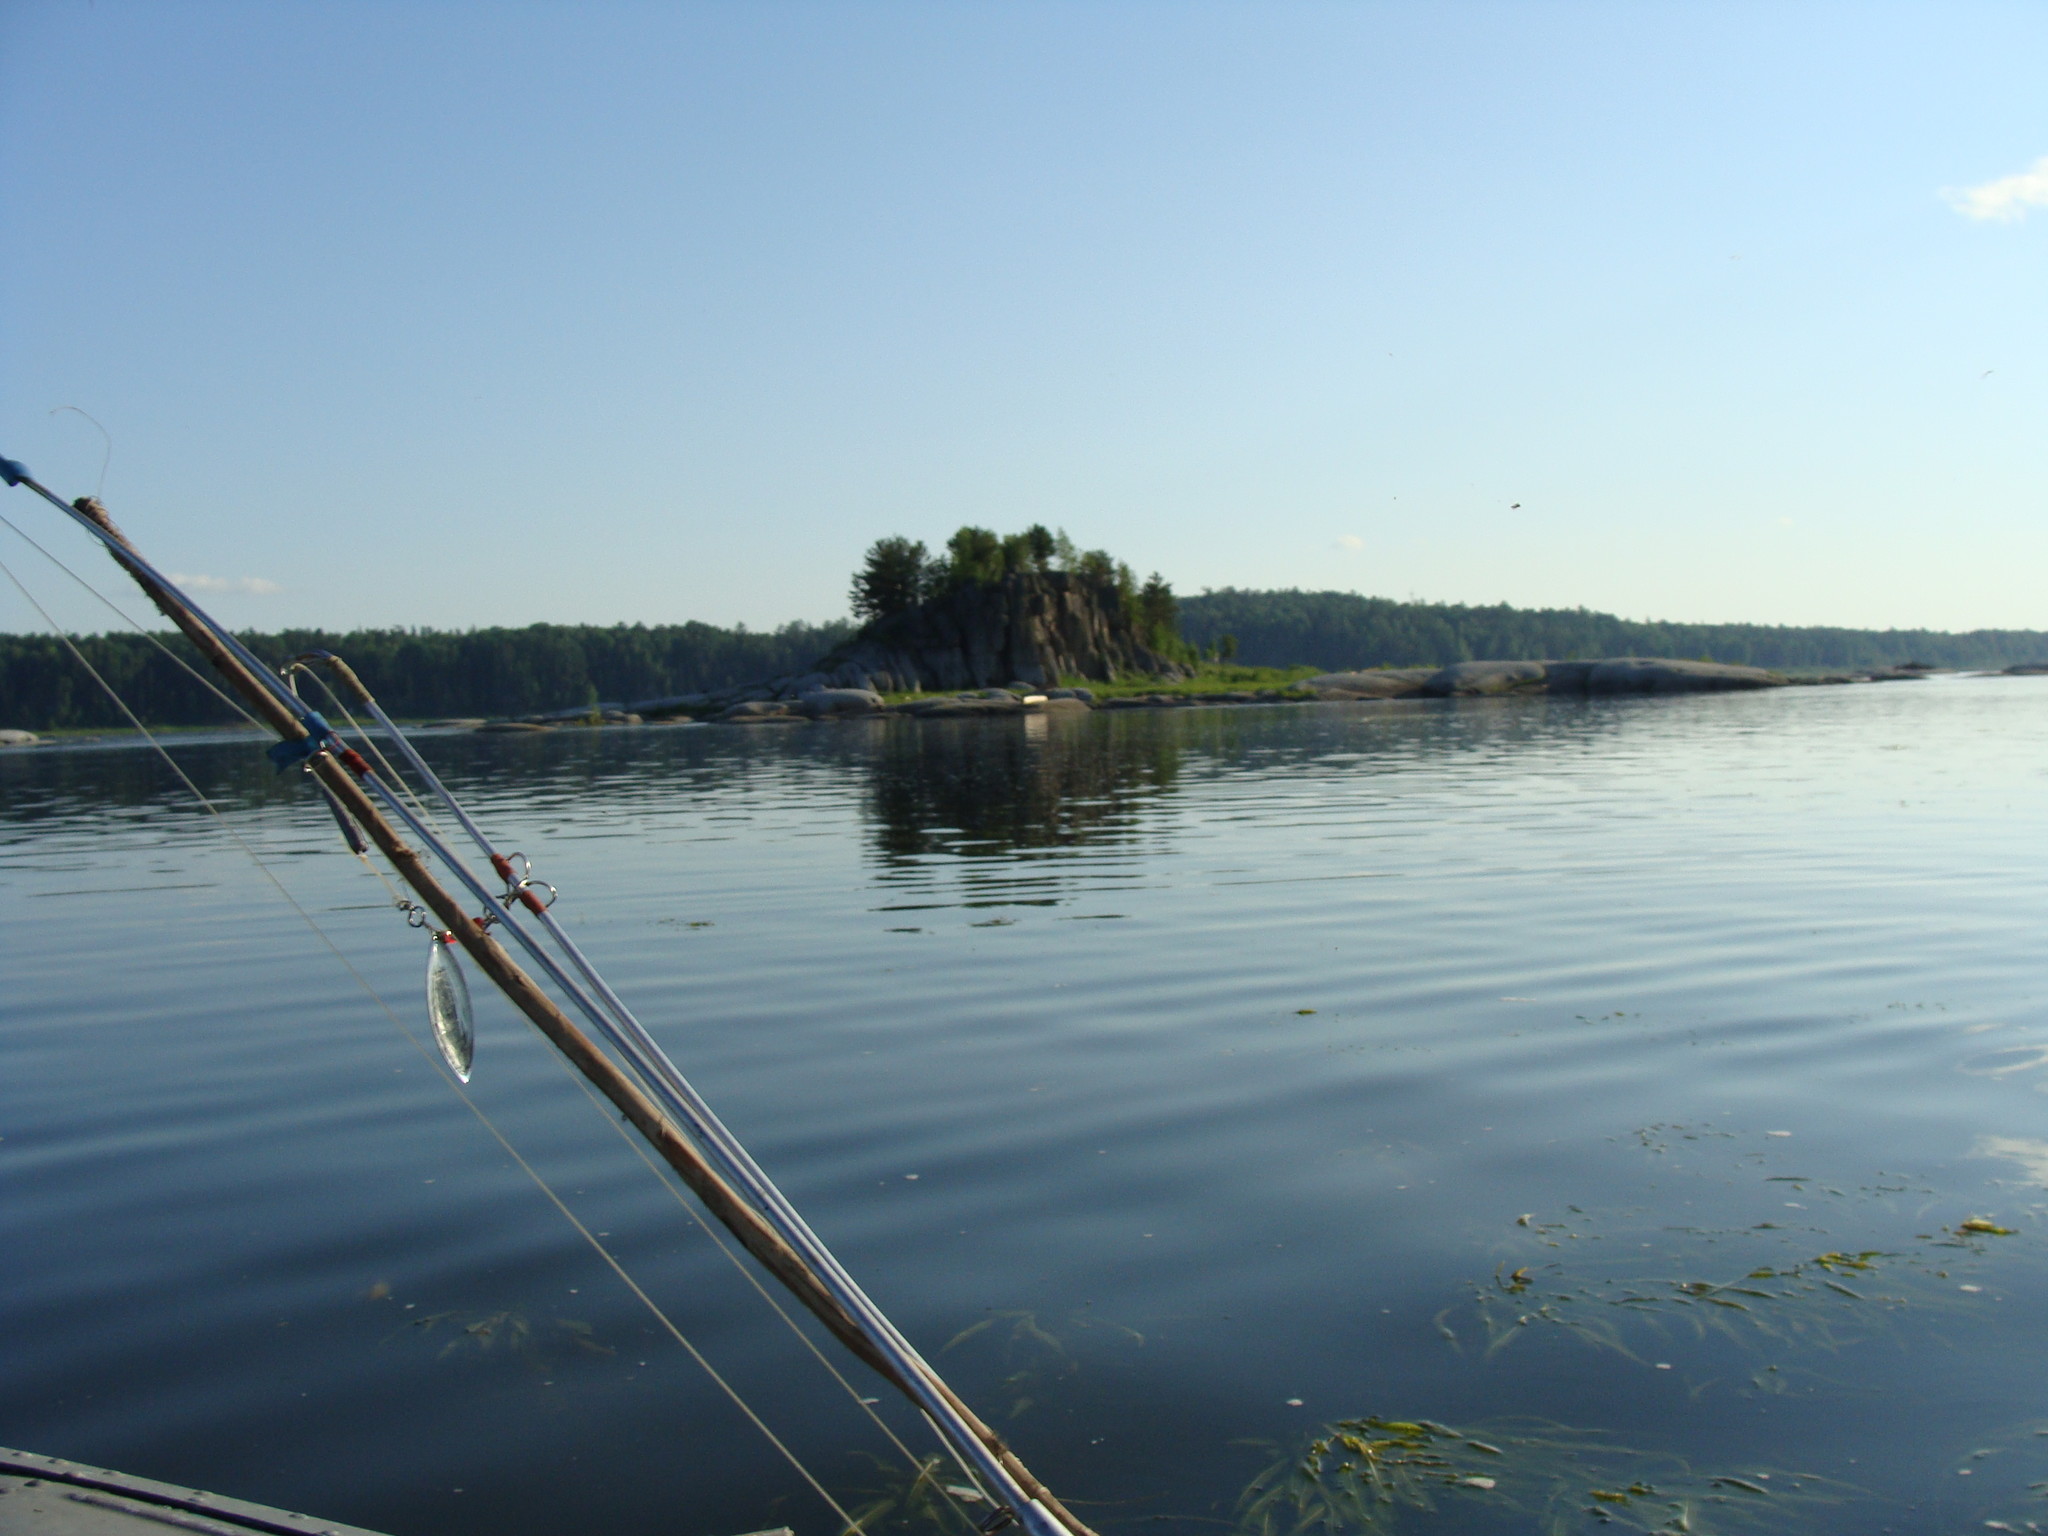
[426,935,475,1082]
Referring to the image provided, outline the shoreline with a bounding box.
[2,662,2029,747]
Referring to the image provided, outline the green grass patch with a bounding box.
[1069,664,1321,699]
[861,665,1324,708]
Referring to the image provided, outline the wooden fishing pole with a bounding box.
[68,494,1097,1536]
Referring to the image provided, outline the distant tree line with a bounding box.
[0,619,851,730]
[851,525,1181,655]
[16,584,2044,731]
[1175,589,2048,672]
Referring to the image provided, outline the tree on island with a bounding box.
[850,524,1186,661]
[824,524,1191,691]
[848,537,930,623]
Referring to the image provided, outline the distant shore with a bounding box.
[5,660,2033,746]
[433,657,2024,733]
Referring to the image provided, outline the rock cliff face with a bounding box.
[810,571,1185,694]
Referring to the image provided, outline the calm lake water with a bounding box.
[7,680,2048,1536]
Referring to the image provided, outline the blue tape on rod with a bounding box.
[266,712,334,772]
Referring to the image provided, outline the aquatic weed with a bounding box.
[837,1451,989,1536]
[1934,1417,2048,1532]
[386,1306,616,1369]
[1238,1415,1856,1536]
[1453,1194,2015,1366]
[941,1309,1144,1420]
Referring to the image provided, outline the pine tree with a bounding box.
[850,537,929,623]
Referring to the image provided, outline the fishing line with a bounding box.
[0,465,311,725]
[0,507,265,731]
[1,465,1071,1533]
[273,660,991,1520]
[325,687,1010,1521]
[283,661,451,843]
[274,656,987,1519]
[49,406,113,501]
[0,548,866,1534]
[538,1044,992,1528]
[305,676,1051,1527]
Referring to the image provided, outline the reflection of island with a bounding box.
[864,713,1183,862]
[0,732,288,829]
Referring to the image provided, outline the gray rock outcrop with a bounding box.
[798,688,885,717]
[812,570,1185,693]
[1546,658,1784,693]
[714,700,807,724]
[1423,660,1548,696]
[1307,658,1786,701]
[1304,669,1437,698]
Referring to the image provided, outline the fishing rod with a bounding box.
[280,649,1063,1512]
[0,454,1094,1536]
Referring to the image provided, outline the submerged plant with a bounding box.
[837,1451,992,1536]
[1447,1215,2009,1366]
[942,1309,1144,1421]
[1239,1415,1855,1536]
[1935,1417,2048,1533]
[387,1306,617,1371]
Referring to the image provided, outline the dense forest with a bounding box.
[9,587,2048,730]
[1176,590,2048,673]
[0,620,851,729]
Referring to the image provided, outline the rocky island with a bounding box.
[445,529,2009,731]
[582,525,1193,723]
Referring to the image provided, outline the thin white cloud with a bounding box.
[1944,156,2048,221]
[171,572,283,595]
[1334,534,1364,551]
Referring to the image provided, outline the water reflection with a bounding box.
[864,714,1183,861]
[0,732,286,828]
[9,684,2048,1536]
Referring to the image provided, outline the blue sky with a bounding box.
[2,1,2043,635]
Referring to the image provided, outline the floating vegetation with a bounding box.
[1454,1238,1969,1362]
[1444,1186,2027,1369]
[1239,1415,1856,1536]
[1631,1123,1737,1156]
[1959,1217,2018,1237]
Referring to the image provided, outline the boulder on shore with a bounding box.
[799,688,885,718]
[715,700,805,723]
[0,728,41,746]
[1308,658,1786,699]
[1546,658,1785,693]
[1423,660,1547,696]
[1304,669,1436,699]
[896,693,1026,718]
